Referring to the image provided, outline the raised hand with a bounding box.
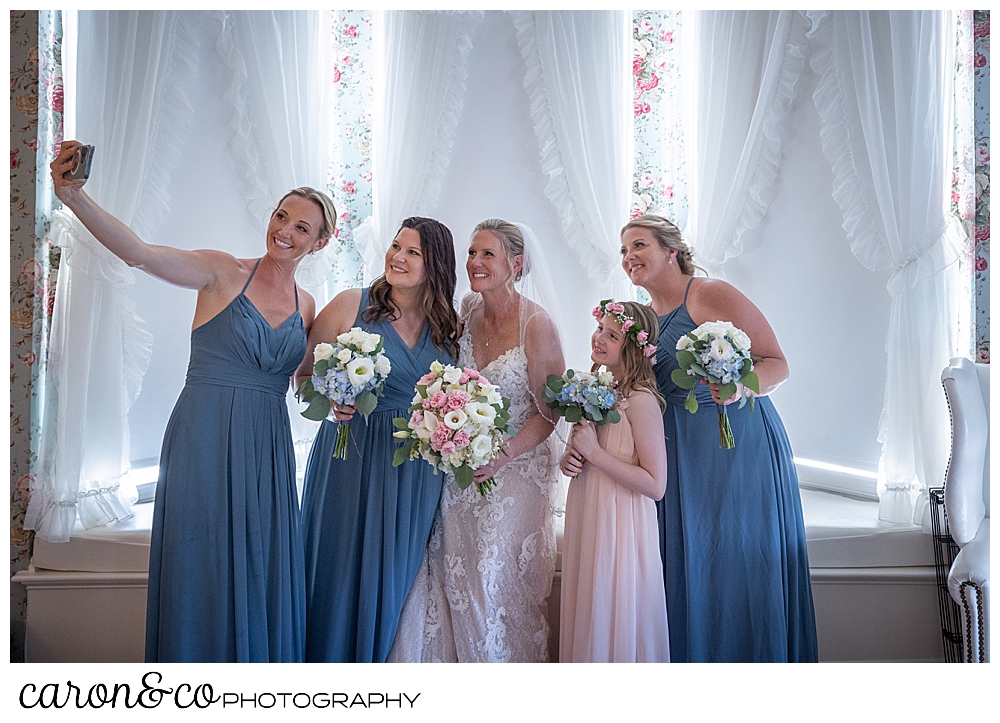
[49,140,89,205]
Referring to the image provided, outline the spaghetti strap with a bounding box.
[681,276,695,305]
[294,283,299,312]
[241,258,263,295]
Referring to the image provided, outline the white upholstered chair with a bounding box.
[941,357,990,662]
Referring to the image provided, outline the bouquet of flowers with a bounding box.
[392,361,516,496]
[671,321,761,449]
[296,327,391,460]
[542,368,620,426]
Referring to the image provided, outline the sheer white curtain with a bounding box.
[209,10,333,299]
[26,11,199,542]
[207,9,335,463]
[808,10,963,525]
[354,10,481,280]
[687,10,810,274]
[511,10,632,291]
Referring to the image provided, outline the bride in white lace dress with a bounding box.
[388,219,565,662]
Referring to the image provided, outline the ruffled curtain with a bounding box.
[807,10,963,525]
[511,10,632,290]
[25,11,198,542]
[687,10,810,274]
[208,10,333,299]
[354,10,481,281]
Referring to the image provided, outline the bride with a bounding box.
[388,218,566,662]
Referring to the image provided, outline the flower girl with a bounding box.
[559,300,669,663]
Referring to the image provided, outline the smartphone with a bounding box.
[64,144,95,181]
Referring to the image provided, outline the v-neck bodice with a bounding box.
[351,286,453,410]
[185,259,305,396]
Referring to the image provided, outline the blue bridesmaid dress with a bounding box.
[653,278,818,662]
[145,258,306,662]
[301,287,452,662]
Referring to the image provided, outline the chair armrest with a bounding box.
[948,517,990,662]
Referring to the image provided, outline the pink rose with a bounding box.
[410,410,424,426]
[637,73,659,92]
[46,287,56,318]
[633,101,651,117]
[50,78,63,113]
[637,330,649,344]
[977,144,990,165]
[470,370,484,382]
[417,373,436,386]
[362,172,372,183]
[609,302,625,314]
[430,425,451,451]
[21,259,40,283]
[637,18,653,34]
[430,391,448,408]
[978,349,990,362]
[345,24,358,38]
[630,206,643,220]
[452,429,470,448]
[952,190,961,205]
[11,149,19,169]
[643,345,657,357]
[622,319,635,332]
[342,180,356,195]
[422,397,434,410]
[447,391,470,410]
[333,67,342,83]
[975,20,989,39]
[632,54,642,76]
[975,53,987,68]
[592,306,603,320]
[975,256,988,271]
[439,441,456,456]
[975,224,990,241]
[665,30,674,44]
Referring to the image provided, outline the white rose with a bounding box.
[336,329,354,346]
[314,343,335,362]
[443,409,468,430]
[598,370,614,386]
[442,366,462,385]
[346,357,375,387]
[730,328,751,352]
[360,334,378,353]
[676,335,694,351]
[640,39,653,55]
[336,348,354,365]
[633,39,649,59]
[470,434,494,460]
[374,354,391,377]
[429,360,444,375]
[486,390,502,405]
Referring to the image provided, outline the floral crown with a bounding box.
[592,299,658,364]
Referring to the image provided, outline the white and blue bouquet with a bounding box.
[297,327,391,459]
[671,321,761,449]
[543,368,620,426]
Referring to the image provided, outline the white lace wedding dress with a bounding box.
[387,325,560,662]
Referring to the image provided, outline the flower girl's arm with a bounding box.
[575,391,667,501]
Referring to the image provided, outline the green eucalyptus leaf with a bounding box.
[392,445,409,467]
[392,417,410,430]
[453,464,474,490]
[355,390,377,419]
[671,368,697,390]
[566,368,575,379]
[676,349,696,368]
[719,382,738,402]
[607,410,621,424]
[741,370,760,396]
[302,394,332,421]
[565,406,583,423]
[314,358,330,376]
[684,389,699,414]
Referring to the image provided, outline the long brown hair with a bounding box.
[363,217,460,360]
[593,301,666,412]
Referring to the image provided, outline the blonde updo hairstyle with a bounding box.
[472,218,528,286]
[274,186,338,240]
[620,214,705,276]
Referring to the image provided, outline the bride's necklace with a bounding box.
[480,295,517,349]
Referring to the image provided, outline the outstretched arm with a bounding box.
[51,140,234,292]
